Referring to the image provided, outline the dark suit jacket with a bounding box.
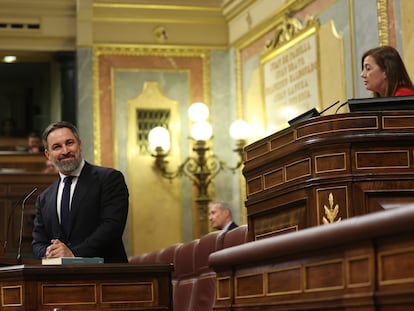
[32,162,129,263]
[227,221,238,231]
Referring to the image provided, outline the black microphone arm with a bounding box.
[334,101,349,114]
[319,100,340,115]
[16,187,37,264]
[3,197,23,253]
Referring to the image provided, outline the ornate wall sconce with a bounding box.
[148,102,249,237]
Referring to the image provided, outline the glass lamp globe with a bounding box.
[191,121,213,141]
[188,102,209,122]
[148,126,171,153]
[229,120,250,141]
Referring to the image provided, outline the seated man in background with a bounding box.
[208,201,238,231]
[43,159,58,174]
[27,132,44,153]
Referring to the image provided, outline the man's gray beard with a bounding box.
[55,157,82,174]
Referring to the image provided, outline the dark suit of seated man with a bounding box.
[32,121,129,263]
[208,201,238,231]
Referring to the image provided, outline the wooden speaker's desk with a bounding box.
[0,263,173,310]
[243,110,414,240]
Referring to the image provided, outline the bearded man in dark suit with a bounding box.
[32,121,129,263]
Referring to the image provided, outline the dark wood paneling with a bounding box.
[0,264,173,310]
[211,206,414,310]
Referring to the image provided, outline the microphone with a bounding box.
[3,198,21,254]
[4,189,34,254]
[320,100,340,115]
[16,187,37,264]
[288,100,343,127]
[334,101,348,114]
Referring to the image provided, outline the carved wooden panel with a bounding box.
[316,186,349,225]
[211,194,414,311]
[253,205,305,239]
[223,242,375,310]
[314,152,347,174]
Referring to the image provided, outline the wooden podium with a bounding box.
[243,110,414,240]
[0,263,173,310]
[209,108,414,310]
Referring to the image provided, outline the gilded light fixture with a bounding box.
[148,102,249,236]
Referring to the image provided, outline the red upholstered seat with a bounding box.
[196,230,226,274]
[174,239,199,311]
[222,224,248,249]
[157,242,183,295]
[157,243,183,265]
[128,252,149,264]
[140,249,160,263]
[192,230,226,311]
[127,226,249,310]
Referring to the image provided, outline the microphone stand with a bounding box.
[3,198,22,254]
[16,187,37,264]
[319,100,340,115]
[334,101,349,114]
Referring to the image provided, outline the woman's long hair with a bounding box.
[361,46,414,97]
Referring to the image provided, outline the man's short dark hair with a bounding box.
[42,121,80,150]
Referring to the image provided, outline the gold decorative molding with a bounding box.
[153,25,168,44]
[378,246,414,285]
[93,2,222,12]
[1,285,23,306]
[264,15,305,50]
[93,44,213,57]
[377,0,389,45]
[348,0,357,97]
[233,0,315,49]
[223,0,258,22]
[92,48,102,165]
[322,192,341,224]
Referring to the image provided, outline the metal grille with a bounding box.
[137,109,170,154]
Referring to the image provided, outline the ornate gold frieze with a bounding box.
[93,44,212,57]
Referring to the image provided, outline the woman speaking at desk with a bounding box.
[361,45,414,97]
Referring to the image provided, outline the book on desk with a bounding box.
[42,257,104,265]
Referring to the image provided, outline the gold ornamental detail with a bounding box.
[322,192,341,224]
[377,0,389,46]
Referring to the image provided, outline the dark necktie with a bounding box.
[61,176,73,237]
